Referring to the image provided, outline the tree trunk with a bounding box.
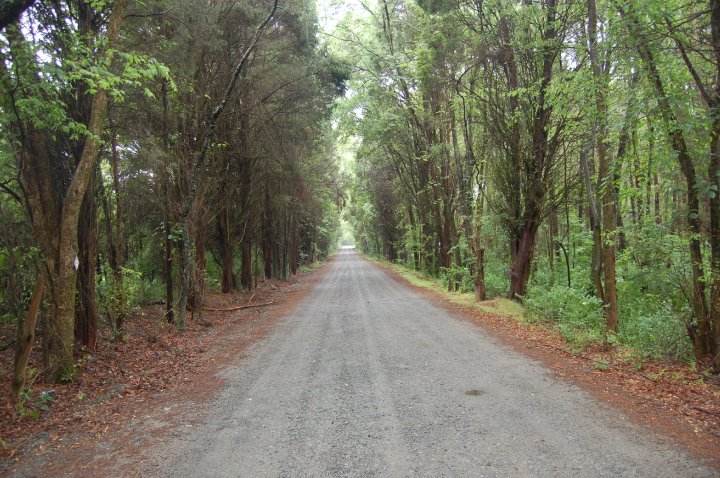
[161,81,174,323]
[176,0,279,328]
[75,180,99,348]
[48,0,128,381]
[4,0,127,383]
[548,186,559,273]
[218,204,234,293]
[289,209,299,275]
[710,117,720,367]
[262,192,273,278]
[111,130,124,269]
[474,247,486,301]
[241,231,253,291]
[473,190,486,301]
[707,0,720,369]
[98,166,118,274]
[188,230,206,312]
[580,144,605,303]
[12,274,44,403]
[508,221,539,299]
[163,214,174,323]
[589,0,618,333]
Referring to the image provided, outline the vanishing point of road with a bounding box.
[152,248,716,477]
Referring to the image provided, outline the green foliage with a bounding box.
[0,194,35,323]
[478,250,508,298]
[619,306,693,362]
[1,24,174,144]
[440,265,474,292]
[524,221,697,361]
[523,285,606,347]
[17,389,54,420]
[16,368,54,419]
[97,268,145,330]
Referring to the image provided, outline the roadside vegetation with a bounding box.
[1,0,719,463]
[333,0,720,372]
[0,0,344,420]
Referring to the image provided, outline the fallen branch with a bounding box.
[204,301,278,312]
[689,406,720,418]
[0,340,15,352]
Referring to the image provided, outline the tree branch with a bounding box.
[664,15,713,107]
[0,180,22,203]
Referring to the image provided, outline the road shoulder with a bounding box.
[365,255,720,470]
[0,259,334,477]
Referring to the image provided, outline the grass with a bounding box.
[367,254,690,365]
[300,261,325,273]
[369,256,526,321]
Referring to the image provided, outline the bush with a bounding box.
[523,284,605,347]
[440,264,474,293]
[97,268,145,330]
[483,251,509,297]
[619,305,693,362]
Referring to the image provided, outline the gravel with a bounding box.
[151,248,717,478]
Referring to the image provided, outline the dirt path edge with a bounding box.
[365,254,720,470]
[1,257,335,477]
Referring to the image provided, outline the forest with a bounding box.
[335,0,720,371]
[0,0,346,401]
[0,0,719,412]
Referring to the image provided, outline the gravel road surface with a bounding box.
[152,248,716,477]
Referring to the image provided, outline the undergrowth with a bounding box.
[371,251,695,364]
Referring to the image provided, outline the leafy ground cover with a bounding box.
[0,271,318,468]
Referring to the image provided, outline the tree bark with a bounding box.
[98,166,118,274]
[188,229,206,312]
[474,247,486,301]
[709,0,720,368]
[241,231,253,291]
[589,0,619,332]
[580,143,605,303]
[262,191,273,278]
[508,220,540,299]
[111,130,124,269]
[37,0,128,382]
[74,179,99,348]
[11,273,44,403]
[161,80,174,323]
[218,203,234,293]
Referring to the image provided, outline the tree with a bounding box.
[587,0,619,332]
[616,0,717,362]
[1,0,129,382]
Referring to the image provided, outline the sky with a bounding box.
[315,0,368,34]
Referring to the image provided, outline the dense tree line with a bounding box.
[0,0,345,398]
[336,0,720,369]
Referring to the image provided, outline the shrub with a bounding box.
[483,251,509,297]
[523,284,605,347]
[619,305,693,362]
[97,267,144,331]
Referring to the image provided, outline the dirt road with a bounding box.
[150,249,716,477]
